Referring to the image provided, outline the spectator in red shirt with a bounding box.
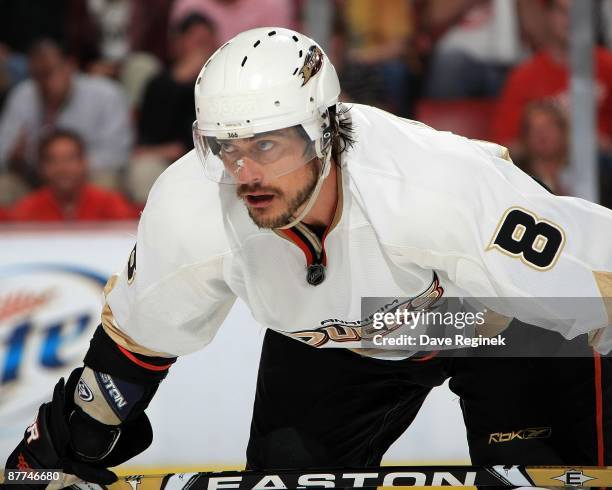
[9,129,137,221]
[492,0,612,153]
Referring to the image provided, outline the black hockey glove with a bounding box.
[4,369,153,488]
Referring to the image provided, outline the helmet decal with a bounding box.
[299,45,324,87]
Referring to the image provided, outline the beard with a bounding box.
[237,161,320,229]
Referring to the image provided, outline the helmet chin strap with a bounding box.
[276,152,332,230]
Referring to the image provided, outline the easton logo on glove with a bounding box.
[77,379,94,402]
[96,372,128,411]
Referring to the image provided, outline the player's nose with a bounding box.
[235,157,265,185]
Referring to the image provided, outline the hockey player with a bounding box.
[5,27,612,485]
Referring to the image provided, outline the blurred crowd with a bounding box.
[0,0,611,222]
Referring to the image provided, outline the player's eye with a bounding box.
[220,142,237,153]
[256,140,275,152]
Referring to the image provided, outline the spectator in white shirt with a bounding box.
[0,39,132,196]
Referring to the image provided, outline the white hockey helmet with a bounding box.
[192,27,341,185]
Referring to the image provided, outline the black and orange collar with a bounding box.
[274,168,344,285]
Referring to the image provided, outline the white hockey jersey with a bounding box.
[103,104,612,357]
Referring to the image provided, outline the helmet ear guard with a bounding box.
[314,109,333,157]
[314,108,334,179]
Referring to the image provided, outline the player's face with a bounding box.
[217,127,316,180]
[236,159,320,229]
[228,129,320,228]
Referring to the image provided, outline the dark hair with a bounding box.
[28,37,70,59]
[294,103,355,166]
[173,12,216,36]
[39,129,86,160]
[543,0,565,10]
[330,103,356,164]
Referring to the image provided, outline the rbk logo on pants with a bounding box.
[488,427,552,444]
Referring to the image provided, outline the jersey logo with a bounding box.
[488,207,565,270]
[289,273,444,348]
[298,45,323,87]
[127,244,137,285]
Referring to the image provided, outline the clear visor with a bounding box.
[193,122,318,184]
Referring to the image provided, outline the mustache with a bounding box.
[237,184,283,197]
